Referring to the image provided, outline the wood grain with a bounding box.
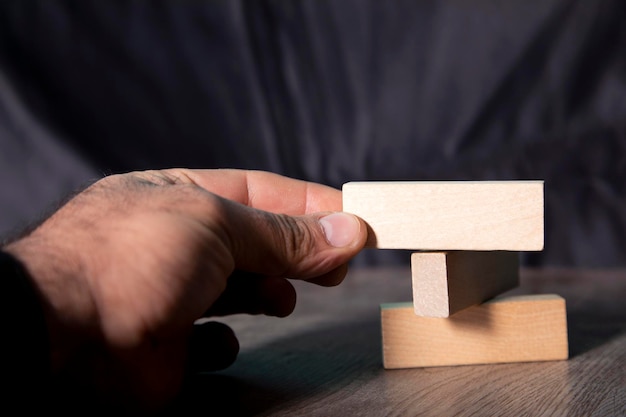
[342,181,544,250]
[381,294,568,369]
[411,251,519,317]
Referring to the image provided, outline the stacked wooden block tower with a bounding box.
[343,181,569,369]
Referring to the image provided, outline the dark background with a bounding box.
[1,1,624,267]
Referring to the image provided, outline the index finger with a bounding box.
[160,168,342,215]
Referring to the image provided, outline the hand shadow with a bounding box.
[165,318,383,417]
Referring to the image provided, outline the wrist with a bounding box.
[0,248,50,391]
[4,235,96,372]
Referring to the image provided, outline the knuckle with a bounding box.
[266,213,317,268]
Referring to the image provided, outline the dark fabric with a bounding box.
[0,250,49,403]
[0,1,625,267]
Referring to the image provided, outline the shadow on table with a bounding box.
[168,317,383,416]
[566,303,626,358]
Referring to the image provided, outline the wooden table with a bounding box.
[174,267,626,416]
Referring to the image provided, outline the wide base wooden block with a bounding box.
[381,294,568,369]
[342,181,544,251]
[411,251,519,317]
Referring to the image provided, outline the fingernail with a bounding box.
[320,213,360,248]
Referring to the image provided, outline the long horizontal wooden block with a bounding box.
[412,251,519,317]
[342,181,544,250]
[381,294,568,369]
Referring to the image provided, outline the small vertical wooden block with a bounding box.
[411,251,519,317]
[381,294,569,369]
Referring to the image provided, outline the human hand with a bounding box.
[4,169,367,413]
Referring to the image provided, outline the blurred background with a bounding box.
[0,1,624,267]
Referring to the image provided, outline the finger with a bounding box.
[217,202,368,280]
[148,168,342,214]
[188,321,239,373]
[205,273,297,317]
[305,263,349,287]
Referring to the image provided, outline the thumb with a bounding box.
[217,200,368,284]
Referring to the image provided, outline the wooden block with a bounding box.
[342,181,544,250]
[381,294,568,369]
[412,251,519,318]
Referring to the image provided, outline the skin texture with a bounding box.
[4,168,368,413]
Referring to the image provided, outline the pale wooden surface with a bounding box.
[171,267,626,417]
[382,294,568,368]
[342,181,544,250]
[411,251,519,317]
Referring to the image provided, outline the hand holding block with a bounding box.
[381,295,568,369]
[412,251,519,317]
[342,181,544,250]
